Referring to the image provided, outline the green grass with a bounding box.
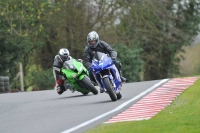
[85,78,200,133]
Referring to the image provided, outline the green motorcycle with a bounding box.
[61,58,98,95]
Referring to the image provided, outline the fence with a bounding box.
[0,76,10,93]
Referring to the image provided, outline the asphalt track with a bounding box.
[0,78,197,133]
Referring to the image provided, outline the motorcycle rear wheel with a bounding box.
[103,77,117,101]
[117,92,122,99]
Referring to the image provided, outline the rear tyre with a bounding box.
[103,77,117,101]
[81,76,98,95]
[117,92,122,99]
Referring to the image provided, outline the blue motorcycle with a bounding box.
[90,52,122,101]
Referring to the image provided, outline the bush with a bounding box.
[112,44,144,82]
[30,68,54,90]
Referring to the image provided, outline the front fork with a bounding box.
[99,69,116,91]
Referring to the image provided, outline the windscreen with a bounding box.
[94,52,105,61]
[63,58,74,69]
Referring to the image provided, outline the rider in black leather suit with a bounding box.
[83,31,126,92]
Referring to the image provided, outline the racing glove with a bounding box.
[111,57,116,63]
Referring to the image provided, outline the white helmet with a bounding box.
[87,31,99,48]
[58,48,70,62]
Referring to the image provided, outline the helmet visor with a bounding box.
[61,55,69,62]
[89,40,97,45]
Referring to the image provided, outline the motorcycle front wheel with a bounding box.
[103,77,117,101]
[81,76,98,95]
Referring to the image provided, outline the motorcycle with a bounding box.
[90,52,122,101]
[61,58,98,95]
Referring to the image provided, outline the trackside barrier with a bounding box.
[0,76,10,93]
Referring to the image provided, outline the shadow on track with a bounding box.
[45,94,96,101]
[57,94,94,99]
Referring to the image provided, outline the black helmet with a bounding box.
[58,48,70,62]
[87,31,99,48]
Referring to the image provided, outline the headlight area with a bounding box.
[71,74,77,78]
[71,68,83,78]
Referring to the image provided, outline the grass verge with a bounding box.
[85,78,200,133]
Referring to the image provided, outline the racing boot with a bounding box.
[120,76,126,82]
[57,85,66,95]
[119,70,126,82]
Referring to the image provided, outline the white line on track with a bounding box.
[61,79,169,133]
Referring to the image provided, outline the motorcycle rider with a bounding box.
[53,48,74,95]
[83,31,126,93]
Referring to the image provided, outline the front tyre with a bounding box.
[103,77,117,101]
[81,76,98,95]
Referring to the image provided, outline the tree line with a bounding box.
[0,0,200,90]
